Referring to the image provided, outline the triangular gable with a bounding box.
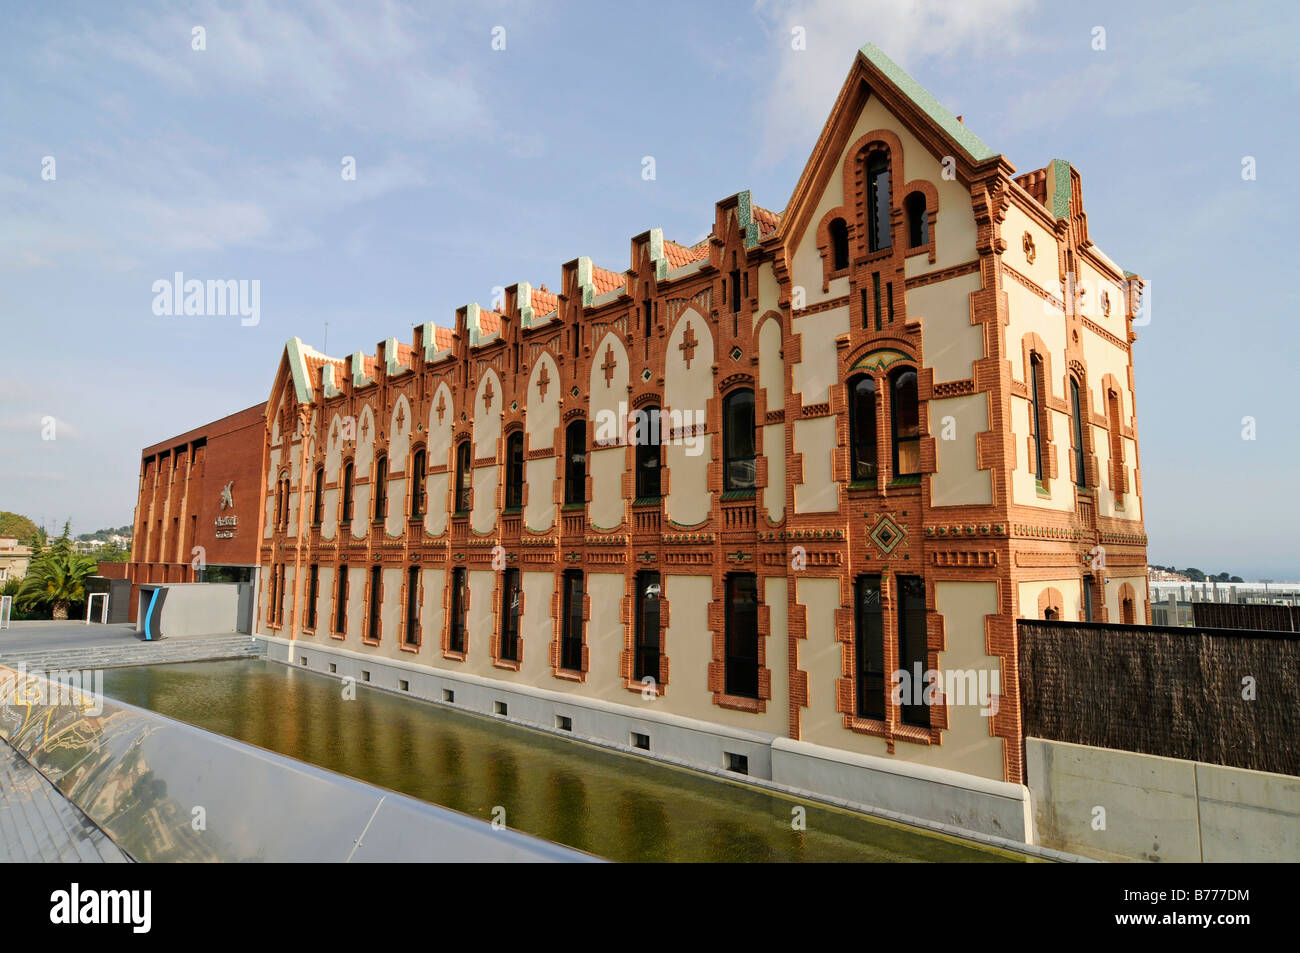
[779,42,1004,252]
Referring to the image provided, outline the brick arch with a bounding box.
[841,127,907,259]
[1064,359,1098,487]
[1019,331,1059,484]
[899,177,938,263]
[1118,582,1137,624]
[1037,587,1064,621]
[815,207,853,290]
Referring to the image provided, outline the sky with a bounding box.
[1,0,1297,577]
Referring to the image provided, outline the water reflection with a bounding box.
[102,660,1025,863]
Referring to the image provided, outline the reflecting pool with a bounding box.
[102,659,1029,863]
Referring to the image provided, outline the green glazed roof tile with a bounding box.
[859,43,995,162]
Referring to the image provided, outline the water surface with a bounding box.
[102,659,1027,863]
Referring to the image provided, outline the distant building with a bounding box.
[1148,566,1189,583]
[0,537,33,582]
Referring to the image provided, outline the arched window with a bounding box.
[848,374,877,483]
[1069,377,1086,488]
[312,465,324,524]
[341,461,354,524]
[373,454,388,521]
[722,389,756,492]
[1029,355,1045,483]
[411,447,427,517]
[634,406,662,499]
[564,420,586,505]
[453,441,471,514]
[866,151,892,252]
[889,368,920,477]
[504,431,524,510]
[905,191,928,249]
[829,217,850,271]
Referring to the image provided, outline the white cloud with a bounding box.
[48,0,494,141]
[751,0,1037,163]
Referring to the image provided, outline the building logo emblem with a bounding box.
[220,481,234,510]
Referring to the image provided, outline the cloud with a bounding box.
[751,0,1037,163]
[0,413,82,441]
[46,0,494,141]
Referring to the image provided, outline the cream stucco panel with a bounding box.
[793,416,838,513]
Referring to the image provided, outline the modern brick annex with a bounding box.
[158,44,1149,789]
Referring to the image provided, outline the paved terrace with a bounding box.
[0,620,262,670]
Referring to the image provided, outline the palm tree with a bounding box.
[17,535,96,620]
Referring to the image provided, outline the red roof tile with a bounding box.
[478,310,503,334]
[433,327,455,349]
[752,205,782,238]
[530,286,558,315]
[663,240,710,269]
[591,266,625,296]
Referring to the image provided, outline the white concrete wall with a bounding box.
[1027,737,1300,862]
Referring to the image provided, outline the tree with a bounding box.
[0,511,39,541]
[17,528,96,620]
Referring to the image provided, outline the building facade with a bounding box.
[128,403,268,619]
[236,44,1150,790]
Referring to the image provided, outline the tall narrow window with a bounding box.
[404,566,420,647]
[1083,575,1096,622]
[725,573,759,699]
[312,466,324,524]
[373,455,388,521]
[504,432,524,510]
[1107,389,1125,501]
[866,151,892,252]
[334,566,348,635]
[854,575,885,720]
[896,575,929,728]
[449,567,467,653]
[341,462,355,525]
[848,375,878,484]
[1029,355,1045,483]
[454,441,471,514]
[561,569,584,671]
[274,475,285,530]
[366,565,382,642]
[306,564,319,629]
[829,217,849,270]
[722,389,756,492]
[730,268,741,314]
[1070,377,1086,488]
[635,571,661,683]
[411,447,427,517]
[905,191,928,249]
[499,568,521,662]
[564,421,586,505]
[634,406,662,499]
[889,368,920,477]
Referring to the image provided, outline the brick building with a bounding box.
[141,45,1148,802]
[128,403,267,619]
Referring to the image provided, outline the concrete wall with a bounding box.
[1026,737,1300,862]
[136,583,243,639]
